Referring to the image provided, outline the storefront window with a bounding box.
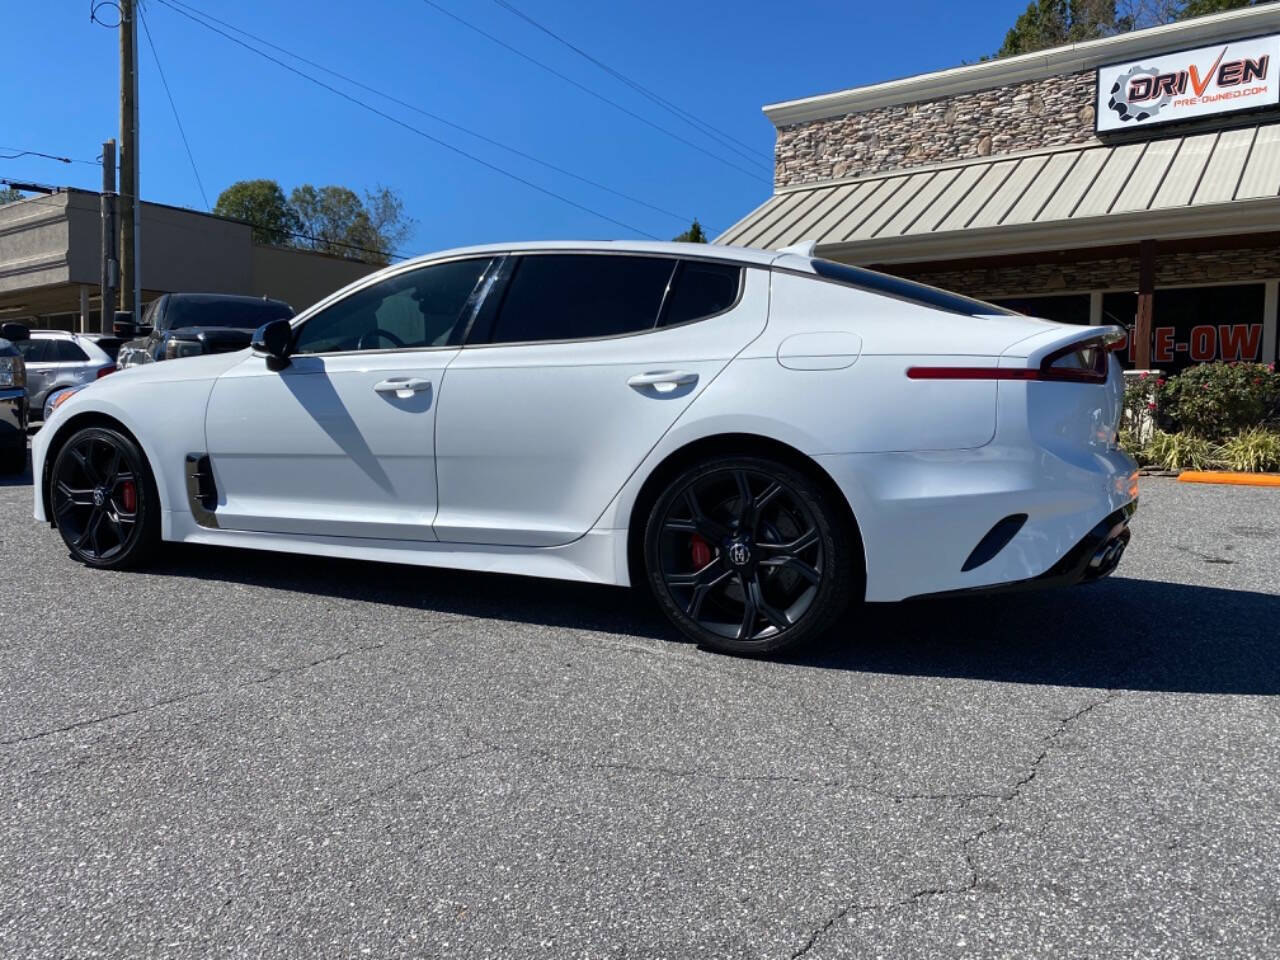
[992,294,1090,325]
[1103,284,1266,373]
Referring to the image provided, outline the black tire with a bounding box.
[643,455,854,656]
[49,426,160,570]
[0,444,25,476]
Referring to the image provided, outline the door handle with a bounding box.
[627,370,698,394]
[374,377,432,396]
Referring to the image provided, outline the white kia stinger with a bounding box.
[33,241,1138,655]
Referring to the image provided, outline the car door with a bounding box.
[203,256,495,540]
[15,338,55,405]
[433,253,768,547]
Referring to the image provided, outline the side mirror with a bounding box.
[0,322,30,342]
[252,318,294,370]
[113,311,138,338]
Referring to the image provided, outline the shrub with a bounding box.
[1216,427,1280,473]
[1157,362,1280,440]
[1142,429,1217,471]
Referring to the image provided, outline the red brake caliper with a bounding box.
[120,480,137,513]
[690,533,713,568]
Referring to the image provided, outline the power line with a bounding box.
[163,0,693,226]
[0,147,98,166]
[153,0,660,239]
[418,0,768,184]
[138,6,210,210]
[490,0,769,170]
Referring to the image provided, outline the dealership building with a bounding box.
[719,5,1280,371]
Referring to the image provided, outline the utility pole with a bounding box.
[118,0,141,320]
[100,139,118,335]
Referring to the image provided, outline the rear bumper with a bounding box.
[0,387,27,448]
[816,445,1139,602]
[904,503,1135,600]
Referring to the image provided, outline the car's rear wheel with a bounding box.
[50,426,159,569]
[643,456,853,656]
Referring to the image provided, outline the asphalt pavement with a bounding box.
[1,456,1278,959]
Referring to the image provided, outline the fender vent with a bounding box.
[962,514,1028,572]
[184,454,219,529]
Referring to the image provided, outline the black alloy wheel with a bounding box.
[50,426,159,569]
[644,456,853,655]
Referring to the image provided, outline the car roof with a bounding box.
[165,292,292,307]
[31,329,75,338]
[394,240,795,271]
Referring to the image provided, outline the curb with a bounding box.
[1178,471,1280,487]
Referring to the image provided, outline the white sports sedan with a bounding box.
[33,242,1138,655]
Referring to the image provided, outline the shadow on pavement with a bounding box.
[146,542,1280,697]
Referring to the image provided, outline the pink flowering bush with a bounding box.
[1157,362,1280,440]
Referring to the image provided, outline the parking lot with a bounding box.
[1,456,1278,959]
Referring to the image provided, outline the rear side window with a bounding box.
[808,259,1016,318]
[487,255,675,344]
[660,261,742,327]
[15,339,50,363]
[54,340,89,362]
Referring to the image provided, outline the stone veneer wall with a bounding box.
[886,246,1280,299]
[775,70,1098,188]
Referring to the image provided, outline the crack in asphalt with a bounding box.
[0,639,400,748]
[787,689,1123,959]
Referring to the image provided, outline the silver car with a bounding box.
[14,331,120,418]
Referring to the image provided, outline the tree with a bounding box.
[993,0,1275,57]
[0,187,24,205]
[289,184,413,265]
[213,179,300,246]
[673,218,708,243]
[996,0,1118,58]
[212,179,413,265]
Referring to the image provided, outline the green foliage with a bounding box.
[1118,427,1146,461]
[213,179,300,247]
[996,0,1117,57]
[1142,429,1217,470]
[993,0,1278,57]
[1121,371,1163,434]
[213,179,413,265]
[1215,427,1280,473]
[673,219,708,243]
[0,186,24,205]
[1177,0,1273,21]
[1157,362,1280,441]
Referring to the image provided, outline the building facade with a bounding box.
[0,188,378,332]
[719,6,1280,371]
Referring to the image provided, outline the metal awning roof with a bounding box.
[716,124,1280,263]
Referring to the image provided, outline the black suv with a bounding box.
[118,293,294,368]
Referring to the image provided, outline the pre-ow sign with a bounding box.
[1097,34,1280,132]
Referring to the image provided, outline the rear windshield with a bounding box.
[808,259,1018,318]
[166,298,294,330]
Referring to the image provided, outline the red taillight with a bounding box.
[96,365,116,379]
[907,338,1109,384]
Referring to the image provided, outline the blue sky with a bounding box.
[6,0,1026,254]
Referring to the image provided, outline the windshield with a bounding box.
[808,259,1018,318]
[166,298,294,330]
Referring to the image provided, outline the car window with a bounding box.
[15,339,51,363]
[92,338,124,361]
[485,254,675,344]
[660,261,742,327]
[166,297,294,330]
[807,259,1017,318]
[54,340,90,362]
[294,258,492,355]
[142,297,165,333]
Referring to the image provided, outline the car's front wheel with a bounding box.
[643,456,854,656]
[50,426,159,569]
